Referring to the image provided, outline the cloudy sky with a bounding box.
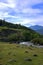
[0,0,43,27]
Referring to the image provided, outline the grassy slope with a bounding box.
[0,20,41,43]
[0,26,38,42]
[0,42,43,65]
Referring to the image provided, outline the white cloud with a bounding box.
[15,15,43,26]
[0,11,20,20]
[6,0,16,8]
[21,8,42,14]
[0,0,43,26]
[0,2,7,9]
[0,3,14,9]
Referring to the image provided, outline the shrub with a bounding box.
[31,38,43,45]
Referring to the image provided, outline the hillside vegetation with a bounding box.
[0,19,43,45]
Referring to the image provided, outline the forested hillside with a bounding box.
[0,19,43,45]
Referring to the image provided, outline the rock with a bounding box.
[25,51,28,53]
[33,54,38,57]
[24,58,32,61]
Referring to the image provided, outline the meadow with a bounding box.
[0,42,43,65]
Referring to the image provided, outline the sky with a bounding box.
[0,0,43,27]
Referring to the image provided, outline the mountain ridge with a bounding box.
[30,25,43,35]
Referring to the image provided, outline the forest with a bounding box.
[0,19,43,45]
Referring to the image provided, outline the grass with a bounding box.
[0,26,23,31]
[0,42,43,65]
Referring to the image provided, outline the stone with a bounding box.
[24,58,32,61]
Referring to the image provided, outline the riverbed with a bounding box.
[20,42,43,48]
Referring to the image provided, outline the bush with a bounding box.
[31,38,43,45]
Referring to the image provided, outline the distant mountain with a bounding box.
[30,25,43,35]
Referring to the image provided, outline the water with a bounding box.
[20,42,33,45]
[20,42,43,48]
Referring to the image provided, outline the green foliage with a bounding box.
[31,38,43,45]
[0,19,31,30]
[22,30,32,41]
[0,19,43,45]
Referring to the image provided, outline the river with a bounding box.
[20,42,43,48]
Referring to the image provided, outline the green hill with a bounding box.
[0,19,43,45]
